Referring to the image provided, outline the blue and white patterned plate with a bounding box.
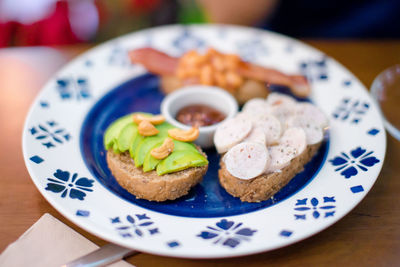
[22,25,386,258]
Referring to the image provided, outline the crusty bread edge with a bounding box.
[219,143,321,202]
[106,150,208,202]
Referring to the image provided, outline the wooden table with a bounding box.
[1,40,400,266]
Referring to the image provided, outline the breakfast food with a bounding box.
[214,93,328,202]
[129,47,310,104]
[176,104,226,127]
[104,113,208,201]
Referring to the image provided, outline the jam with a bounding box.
[176,104,226,127]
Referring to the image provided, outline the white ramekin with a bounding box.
[161,85,238,148]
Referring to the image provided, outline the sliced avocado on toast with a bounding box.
[104,113,208,175]
[134,135,164,167]
[156,150,208,175]
[104,114,133,150]
[142,140,199,172]
[117,123,137,152]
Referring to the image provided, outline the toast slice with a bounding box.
[107,150,208,201]
[218,143,321,203]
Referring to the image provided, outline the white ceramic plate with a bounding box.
[22,25,386,258]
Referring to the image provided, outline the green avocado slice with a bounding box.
[134,136,164,167]
[142,140,198,172]
[129,134,144,159]
[130,121,173,165]
[127,121,173,158]
[104,114,133,150]
[156,150,208,175]
[117,123,137,152]
[143,152,161,172]
[112,142,120,153]
[173,140,198,153]
[156,122,175,136]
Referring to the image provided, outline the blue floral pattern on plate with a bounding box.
[29,155,44,164]
[76,210,90,217]
[45,169,94,200]
[111,214,159,238]
[236,38,268,61]
[197,219,257,248]
[167,241,180,248]
[30,121,70,148]
[172,28,205,53]
[294,197,336,220]
[367,128,380,136]
[330,147,380,178]
[299,57,328,81]
[108,44,132,67]
[40,101,49,108]
[56,77,91,100]
[332,98,370,124]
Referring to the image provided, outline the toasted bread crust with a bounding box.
[106,150,208,201]
[218,143,321,202]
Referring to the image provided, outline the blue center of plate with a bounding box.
[80,74,329,218]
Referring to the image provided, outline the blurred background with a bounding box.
[1,0,400,47]
[0,0,399,113]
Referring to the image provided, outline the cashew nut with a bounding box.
[168,127,199,142]
[138,120,159,136]
[151,137,174,159]
[133,114,165,125]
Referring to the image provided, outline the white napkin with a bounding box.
[0,213,134,267]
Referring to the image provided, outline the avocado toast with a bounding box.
[104,113,208,201]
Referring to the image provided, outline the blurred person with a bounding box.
[94,0,179,42]
[0,0,187,46]
[198,0,400,38]
[0,0,99,47]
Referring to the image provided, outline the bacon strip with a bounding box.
[128,47,310,97]
[238,62,310,97]
[128,48,178,75]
